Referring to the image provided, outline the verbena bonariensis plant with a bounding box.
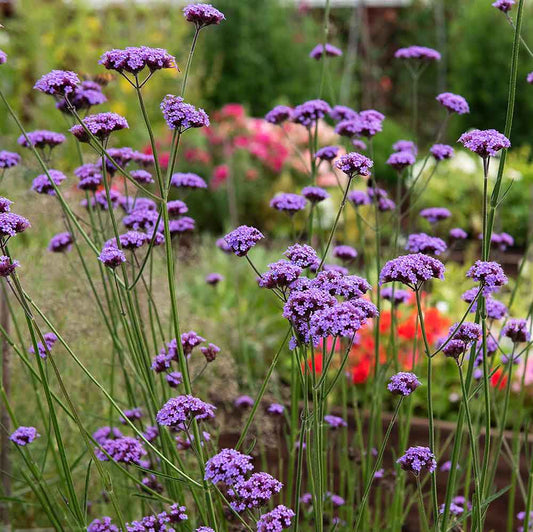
[0,1,532,532]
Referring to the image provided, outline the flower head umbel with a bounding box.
[387,150,416,171]
[443,322,482,359]
[270,193,306,215]
[87,517,119,532]
[284,244,319,269]
[228,472,283,512]
[265,105,292,125]
[380,253,445,289]
[70,112,128,142]
[256,505,295,532]
[502,319,530,344]
[330,105,358,122]
[156,395,215,427]
[348,190,371,206]
[95,436,147,465]
[420,207,451,224]
[333,245,357,262]
[436,92,470,114]
[224,225,264,256]
[258,260,302,289]
[430,143,454,161]
[18,130,66,149]
[0,212,30,239]
[183,3,225,28]
[48,232,73,253]
[99,246,126,269]
[161,95,210,131]
[315,145,340,161]
[388,372,421,396]
[458,129,510,158]
[171,172,207,189]
[99,47,176,76]
[394,46,441,61]
[292,99,331,128]
[0,256,19,278]
[309,43,343,60]
[205,273,223,286]
[466,260,508,292]
[397,446,437,475]
[10,426,40,446]
[406,233,447,256]
[0,50,6,65]
[205,448,254,485]
[450,227,468,240]
[324,415,348,428]
[492,0,515,12]
[335,152,373,177]
[34,70,80,96]
[28,332,58,360]
[393,140,417,155]
[56,80,107,112]
[0,151,21,169]
[301,186,329,204]
[32,170,66,195]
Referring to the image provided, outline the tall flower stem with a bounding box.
[414,288,439,525]
[354,398,403,530]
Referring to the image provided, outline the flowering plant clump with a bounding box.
[0,3,532,532]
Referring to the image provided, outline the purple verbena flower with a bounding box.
[492,0,515,12]
[430,143,454,161]
[200,343,220,362]
[34,70,80,96]
[458,129,510,158]
[324,415,347,428]
[183,3,225,27]
[161,95,209,131]
[270,193,307,215]
[348,190,371,206]
[267,403,284,415]
[18,130,66,149]
[419,207,451,224]
[204,448,254,485]
[229,472,283,512]
[0,212,30,238]
[466,260,507,291]
[93,426,122,444]
[397,446,437,475]
[170,172,207,189]
[284,243,319,269]
[258,260,302,289]
[381,286,411,305]
[224,225,264,256]
[56,80,107,112]
[119,407,143,425]
[301,186,330,204]
[130,169,154,185]
[309,43,343,60]
[379,253,445,288]
[95,436,147,464]
[388,372,421,396]
[98,246,126,269]
[206,272,224,286]
[329,105,358,122]
[502,319,530,344]
[31,170,66,195]
[75,164,102,191]
[265,105,292,125]
[393,140,417,155]
[436,92,470,114]
[0,151,21,169]
[166,372,183,388]
[333,245,357,262]
[70,112,128,142]
[99,47,176,74]
[315,145,340,161]
[292,99,331,128]
[87,517,119,532]
[156,395,216,427]
[0,256,19,277]
[28,332,58,359]
[10,426,40,446]
[234,395,254,408]
[48,232,73,252]
[387,150,416,171]
[450,227,468,240]
[335,152,373,177]
[256,505,295,532]
[394,46,441,61]
[406,233,447,256]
